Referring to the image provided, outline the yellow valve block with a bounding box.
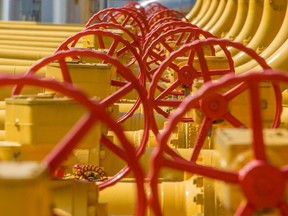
[3,94,101,169]
[46,61,115,98]
[214,128,288,214]
[0,161,50,216]
[192,80,277,128]
[169,56,230,84]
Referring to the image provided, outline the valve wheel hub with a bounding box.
[200,93,228,119]
[239,160,285,209]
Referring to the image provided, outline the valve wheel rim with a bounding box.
[85,8,146,43]
[0,75,147,215]
[147,38,273,132]
[17,32,147,124]
[85,22,143,55]
[149,70,286,216]
[11,50,151,192]
[145,20,198,44]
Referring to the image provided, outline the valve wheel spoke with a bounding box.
[155,79,181,100]
[190,117,213,161]
[249,81,266,161]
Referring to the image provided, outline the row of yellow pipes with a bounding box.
[187,0,288,73]
[0,21,83,74]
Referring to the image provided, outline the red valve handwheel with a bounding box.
[0,74,147,215]
[12,50,151,186]
[148,17,190,32]
[53,30,146,124]
[147,9,189,27]
[85,22,143,55]
[144,2,168,17]
[13,48,148,122]
[55,29,144,72]
[123,1,146,16]
[145,21,198,47]
[143,27,216,81]
[148,38,272,132]
[120,7,148,35]
[149,70,285,216]
[85,8,146,43]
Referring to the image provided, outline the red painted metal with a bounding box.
[85,8,146,42]
[123,1,146,16]
[73,164,108,181]
[147,9,189,27]
[147,38,272,131]
[149,70,285,216]
[149,17,189,32]
[145,20,199,46]
[0,74,147,214]
[144,2,168,17]
[55,29,144,71]
[85,22,143,54]
[12,50,151,194]
[143,27,216,83]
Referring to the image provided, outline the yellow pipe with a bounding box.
[236,1,288,72]
[0,21,83,32]
[258,39,288,72]
[186,0,203,22]
[0,40,60,49]
[99,149,215,216]
[233,0,287,67]
[208,0,238,37]
[0,65,46,75]
[224,0,249,40]
[202,0,227,31]
[232,0,264,46]
[0,44,56,52]
[0,48,51,60]
[0,35,66,43]
[196,0,221,29]
[191,0,212,25]
[0,58,37,66]
[0,29,75,38]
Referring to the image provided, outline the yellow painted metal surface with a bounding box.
[214,128,288,213]
[46,62,114,98]
[0,162,50,216]
[5,94,100,146]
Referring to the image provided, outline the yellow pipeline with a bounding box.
[0,21,83,32]
[260,39,288,72]
[224,0,249,40]
[196,0,221,29]
[191,0,212,25]
[0,44,56,53]
[0,65,45,75]
[232,0,264,47]
[0,40,61,49]
[0,29,75,38]
[0,48,51,60]
[0,58,37,66]
[202,0,227,31]
[236,1,288,72]
[208,0,238,37]
[0,35,66,43]
[99,149,215,216]
[233,0,287,67]
[186,0,203,21]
